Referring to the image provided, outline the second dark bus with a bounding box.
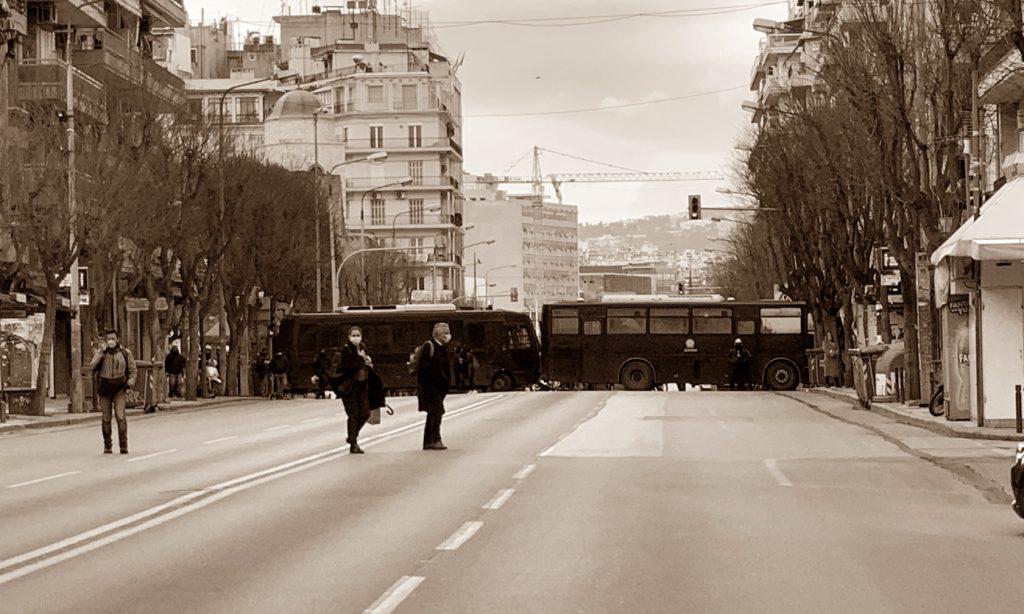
[541,299,811,391]
[277,305,541,394]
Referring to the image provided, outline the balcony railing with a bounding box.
[72,32,184,107]
[17,59,107,120]
[345,175,459,190]
[344,137,462,152]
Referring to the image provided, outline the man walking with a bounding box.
[90,330,137,454]
[269,351,290,400]
[164,345,186,398]
[417,322,452,450]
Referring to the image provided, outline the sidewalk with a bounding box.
[0,396,257,435]
[811,387,1024,442]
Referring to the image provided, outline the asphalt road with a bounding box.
[2,391,1023,613]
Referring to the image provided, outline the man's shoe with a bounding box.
[104,448,112,455]
[120,449,128,455]
[424,442,447,451]
[350,444,364,454]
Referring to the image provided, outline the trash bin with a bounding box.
[848,345,888,409]
[129,361,158,411]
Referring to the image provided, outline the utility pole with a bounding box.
[472,252,478,308]
[66,31,84,414]
[313,110,322,312]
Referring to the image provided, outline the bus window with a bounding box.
[737,320,756,335]
[362,324,395,350]
[607,308,647,335]
[761,307,803,334]
[583,320,602,335]
[551,308,579,335]
[650,308,689,334]
[506,325,533,350]
[468,322,487,347]
[692,308,732,334]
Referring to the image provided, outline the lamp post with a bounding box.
[463,238,495,308]
[336,245,435,284]
[327,152,387,311]
[484,264,518,308]
[358,177,413,303]
[391,204,441,243]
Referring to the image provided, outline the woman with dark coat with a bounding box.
[338,326,373,454]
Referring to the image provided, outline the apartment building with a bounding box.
[188,19,231,79]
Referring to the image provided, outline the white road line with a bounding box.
[764,459,793,487]
[0,393,509,586]
[363,576,425,614]
[482,489,515,510]
[263,424,291,432]
[6,471,81,490]
[301,418,323,423]
[126,449,178,463]
[436,521,483,551]
[203,436,237,445]
[513,464,536,480]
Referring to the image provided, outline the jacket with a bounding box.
[164,350,187,375]
[416,339,450,405]
[269,354,289,375]
[90,346,138,387]
[822,339,841,378]
[338,342,369,392]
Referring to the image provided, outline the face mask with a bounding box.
[349,335,361,344]
[106,340,117,349]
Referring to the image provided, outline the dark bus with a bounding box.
[541,298,812,391]
[277,305,541,394]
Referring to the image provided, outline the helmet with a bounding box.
[734,338,742,345]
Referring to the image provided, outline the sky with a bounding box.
[182,0,790,223]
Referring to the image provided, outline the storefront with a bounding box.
[932,177,1024,426]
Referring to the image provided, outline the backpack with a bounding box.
[407,341,435,376]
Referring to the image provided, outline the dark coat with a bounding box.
[164,349,187,375]
[269,354,289,375]
[338,342,369,392]
[416,339,450,410]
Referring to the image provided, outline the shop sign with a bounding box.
[947,294,970,316]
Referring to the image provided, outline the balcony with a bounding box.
[17,59,107,121]
[345,175,460,190]
[344,137,463,155]
[73,32,185,108]
[142,0,187,28]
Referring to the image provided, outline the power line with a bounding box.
[432,2,787,28]
[465,85,747,118]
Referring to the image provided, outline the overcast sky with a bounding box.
[183,0,789,223]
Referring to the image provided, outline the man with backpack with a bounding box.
[90,330,137,454]
[414,322,452,450]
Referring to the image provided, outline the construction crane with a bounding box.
[479,147,725,203]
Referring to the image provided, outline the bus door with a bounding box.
[578,305,607,382]
[460,319,497,388]
[546,307,582,383]
[690,307,735,387]
[501,319,538,385]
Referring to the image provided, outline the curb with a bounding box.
[808,389,1023,442]
[0,397,257,435]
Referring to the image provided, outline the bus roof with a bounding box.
[286,307,526,320]
[545,299,806,308]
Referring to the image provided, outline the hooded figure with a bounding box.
[417,322,452,450]
[728,338,752,391]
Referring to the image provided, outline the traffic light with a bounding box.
[510,287,519,302]
[688,194,702,220]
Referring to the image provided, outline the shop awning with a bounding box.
[931,176,1024,265]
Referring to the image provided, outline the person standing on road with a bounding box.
[417,322,452,450]
[269,351,290,399]
[337,327,373,454]
[253,349,271,398]
[164,345,186,398]
[822,332,841,387]
[90,330,137,454]
[728,338,752,391]
[313,348,330,400]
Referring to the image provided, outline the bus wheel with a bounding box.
[620,361,654,391]
[764,360,799,391]
[490,372,515,392]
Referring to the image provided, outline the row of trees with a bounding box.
[714,0,1024,395]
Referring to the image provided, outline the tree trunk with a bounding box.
[239,320,252,396]
[31,284,58,416]
[900,264,922,401]
[146,305,168,405]
[185,298,200,401]
[878,285,893,344]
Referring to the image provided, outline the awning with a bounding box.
[931,176,1024,265]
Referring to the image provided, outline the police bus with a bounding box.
[540,297,811,391]
[277,305,541,394]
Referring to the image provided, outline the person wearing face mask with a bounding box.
[89,330,137,454]
[416,322,452,450]
[338,326,373,454]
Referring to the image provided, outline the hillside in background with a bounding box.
[578,214,732,254]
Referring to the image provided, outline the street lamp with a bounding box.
[357,176,413,303]
[484,264,518,307]
[391,204,441,243]
[463,238,495,307]
[326,151,389,311]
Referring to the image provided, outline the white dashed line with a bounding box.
[436,521,483,551]
[765,459,793,487]
[513,464,536,480]
[263,424,291,432]
[126,450,178,463]
[363,576,425,614]
[203,436,237,445]
[482,488,515,510]
[301,418,323,423]
[6,471,81,489]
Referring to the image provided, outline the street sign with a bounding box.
[79,291,90,307]
[125,297,169,312]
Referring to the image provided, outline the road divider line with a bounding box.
[765,459,793,487]
[263,424,291,432]
[436,521,483,551]
[301,418,323,423]
[482,489,515,510]
[0,393,509,585]
[203,436,237,445]
[126,450,178,464]
[6,471,81,490]
[363,576,425,614]
[513,464,535,480]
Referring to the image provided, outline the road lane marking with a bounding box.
[364,576,425,614]
[203,436,237,445]
[263,424,292,432]
[0,394,509,586]
[482,489,515,510]
[6,471,81,490]
[301,418,323,423]
[513,464,535,480]
[126,450,178,463]
[436,521,483,551]
[765,459,793,487]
